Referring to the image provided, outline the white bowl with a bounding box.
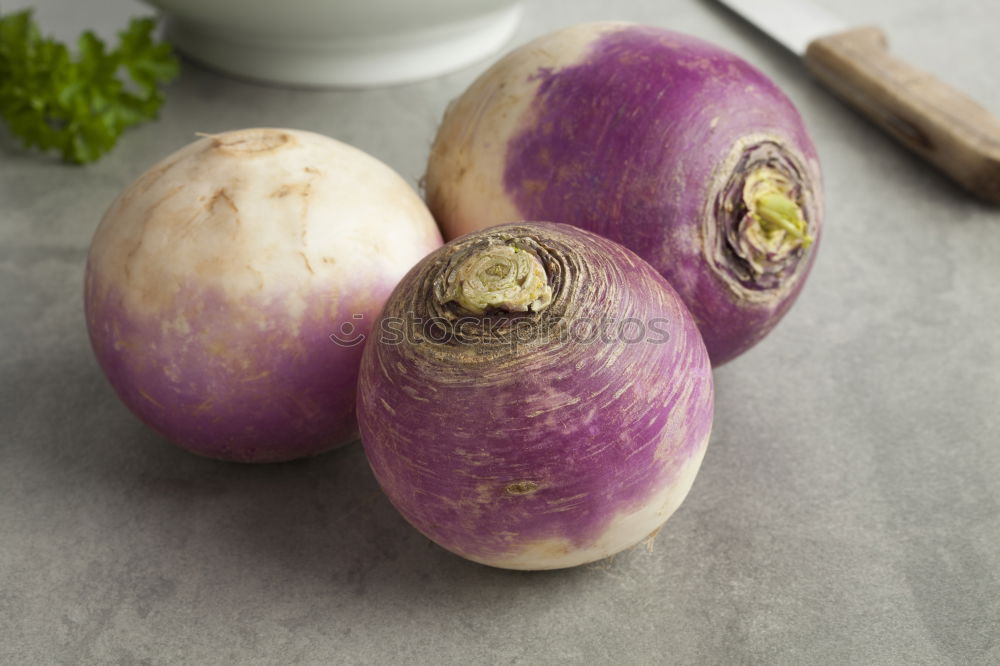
[144,0,524,88]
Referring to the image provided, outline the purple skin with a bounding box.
[357,222,714,569]
[430,25,823,366]
[86,279,389,463]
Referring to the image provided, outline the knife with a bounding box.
[716,0,1000,203]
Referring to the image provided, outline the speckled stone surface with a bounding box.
[1,1,998,664]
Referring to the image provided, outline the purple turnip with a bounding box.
[425,22,824,366]
[357,222,713,569]
[85,128,442,462]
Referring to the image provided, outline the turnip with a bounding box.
[357,222,713,569]
[85,128,442,462]
[425,22,824,366]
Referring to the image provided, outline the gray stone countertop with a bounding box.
[1,0,998,664]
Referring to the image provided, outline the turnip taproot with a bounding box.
[425,22,824,366]
[358,222,713,569]
[85,128,442,462]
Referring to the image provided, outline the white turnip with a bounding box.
[425,22,824,365]
[86,128,442,462]
[357,222,714,569]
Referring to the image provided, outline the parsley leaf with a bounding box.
[0,10,178,164]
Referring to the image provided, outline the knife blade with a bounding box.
[716,0,1000,203]
[716,0,846,55]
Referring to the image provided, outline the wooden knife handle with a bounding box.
[804,26,1000,203]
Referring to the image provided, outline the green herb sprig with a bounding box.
[0,10,179,164]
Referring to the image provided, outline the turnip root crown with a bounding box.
[442,243,553,315]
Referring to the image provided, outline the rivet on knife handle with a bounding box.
[804,26,1000,203]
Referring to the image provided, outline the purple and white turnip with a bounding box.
[425,22,824,366]
[85,128,442,462]
[357,222,714,569]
